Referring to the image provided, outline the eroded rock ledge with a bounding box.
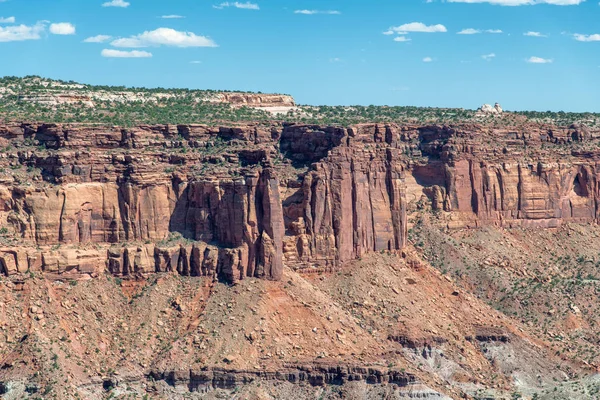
[149,364,416,391]
[1,121,599,282]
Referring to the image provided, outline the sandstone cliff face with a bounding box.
[168,169,284,281]
[1,120,598,281]
[282,146,406,271]
[0,172,285,281]
[436,160,597,228]
[403,124,600,229]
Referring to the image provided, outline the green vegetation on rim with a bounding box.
[1,76,599,127]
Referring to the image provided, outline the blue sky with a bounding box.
[0,0,599,111]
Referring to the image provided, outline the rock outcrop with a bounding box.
[477,103,503,115]
[213,92,296,108]
[148,364,424,393]
[0,122,406,281]
[1,120,599,281]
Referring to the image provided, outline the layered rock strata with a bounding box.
[149,364,416,391]
[1,120,598,280]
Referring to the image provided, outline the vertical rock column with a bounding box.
[256,168,284,281]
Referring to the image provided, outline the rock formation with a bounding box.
[477,103,503,115]
[1,120,598,282]
[2,118,600,399]
[1,77,294,110]
[0,122,407,281]
[213,92,296,108]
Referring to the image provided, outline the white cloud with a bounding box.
[294,10,341,15]
[190,60,202,64]
[49,22,75,35]
[161,15,184,19]
[482,53,496,60]
[382,30,394,35]
[447,0,584,5]
[0,22,45,42]
[329,57,342,63]
[458,28,503,34]
[0,16,15,23]
[84,34,112,43]
[213,2,259,10]
[111,28,217,48]
[458,28,481,34]
[393,36,411,42]
[387,22,447,34]
[573,33,600,42]
[527,56,553,63]
[423,57,434,62]
[101,49,152,58]
[524,31,547,37]
[102,0,130,7]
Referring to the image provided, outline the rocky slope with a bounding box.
[1,118,600,398]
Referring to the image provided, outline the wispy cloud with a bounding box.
[458,28,480,34]
[102,0,131,8]
[102,0,130,7]
[294,10,340,15]
[0,16,15,23]
[482,53,496,61]
[527,56,553,63]
[447,0,583,5]
[393,36,411,42]
[84,34,112,43]
[161,15,184,19]
[387,22,447,34]
[213,2,259,10]
[49,22,76,35]
[111,28,217,48]
[101,49,152,58]
[524,31,547,37]
[190,60,202,64]
[423,57,434,62]
[458,28,503,34]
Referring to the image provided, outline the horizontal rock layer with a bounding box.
[1,121,598,280]
[149,364,417,391]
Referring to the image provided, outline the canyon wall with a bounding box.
[0,121,597,280]
[404,124,600,229]
[0,123,408,281]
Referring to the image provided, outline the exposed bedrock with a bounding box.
[0,168,284,282]
[149,364,417,391]
[169,168,285,281]
[2,121,599,280]
[408,159,600,229]
[282,146,407,272]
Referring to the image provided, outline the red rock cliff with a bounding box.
[1,121,597,281]
[0,122,406,281]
